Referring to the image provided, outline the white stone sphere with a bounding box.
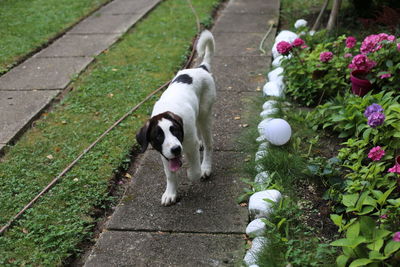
[294,19,308,29]
[249,190,281,218]
[267,67,283,82]
[262,119,292,146]
[262,81,283,97]
[246,218,267,237]
[262,100,277,111]
[275,30,298,43]
[272,55,283,67]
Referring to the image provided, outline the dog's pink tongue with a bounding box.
[169,158,182,172]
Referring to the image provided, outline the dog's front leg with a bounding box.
[161,157,178,206]
[184,141,202,182]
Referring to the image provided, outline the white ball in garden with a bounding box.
[262,119,292,146]
[294,19,308,29]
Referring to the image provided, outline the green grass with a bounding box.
[0,0,220,265]
[0,0,110,74]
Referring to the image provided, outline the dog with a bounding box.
[136,30,216,206]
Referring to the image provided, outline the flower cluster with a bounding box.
[276,41,292,55]
[349,54,376,72]
[361,33,395,54]
[320,51,333,63]
[388,156,400,174]
[368,146,385,161]
[346,36,357,49]
[364,104,385,128]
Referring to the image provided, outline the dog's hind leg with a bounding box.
[161,156,179,206]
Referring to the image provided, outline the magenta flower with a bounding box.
[367,112,385,128]
[380,73,392,79]
[364,103,384,118]
[361,33,395,54]
[346,36,357,48]
[292,38,305,47]
[344,53,353,58]
[397,43,400,52]
[349,54,376,72]
[320,51,333,63]
[380,214,388,219]
[393,232,400,242]
[388,156,400,174]
[276,41,292,55]
[368,146,385,161]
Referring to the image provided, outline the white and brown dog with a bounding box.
[136,30,216,206]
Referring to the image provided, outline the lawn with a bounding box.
[0,0,110,74]
[0,0,220,265]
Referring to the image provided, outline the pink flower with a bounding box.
[344,53,353,58]
[380,214,388,219]
[368,146,385,161]
[349,54,376,72]
[397,43,400,52]
[301,45,308,49]
[320,51,333,62]
[346,36,357,48]
[361,33,395,54]
[393,232,400,242]
[380,73,392,79]
[277,41,292,55]
[388,156,400,174]
[292,38,305,47]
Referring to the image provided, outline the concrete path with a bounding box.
[0,0,160,153]
[84,0,279,266]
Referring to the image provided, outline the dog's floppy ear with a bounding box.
[136,121,150,153]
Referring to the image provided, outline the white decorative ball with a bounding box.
[294,19,308,29]
[262,119,292,146]
[262,81,283,97]
[267,67,283,82]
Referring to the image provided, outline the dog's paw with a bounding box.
[201,168,211,180]
[161,191,177,206]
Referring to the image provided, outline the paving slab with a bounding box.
[0,90,60,143]
[107,150,248,233]
[36,34,120,58]
[213,91,259,151]
[0,57,92,90]
[214,32,273,57]
[213,55,269,92]
[223,0,280,15]
[213,12,271,33]
[85,231,244,267]
[97,0,159,15]
[69,13,143,34]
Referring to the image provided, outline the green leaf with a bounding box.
[276,218,286,230]
[330,214,343,229]
[346,221,360,239]
[367,239,384,252]
[384,240,400,256]
[331,236,366,248]
[363,128,372,141]
[336,255,349,267]
[356,206,374,215]
[378,186,396,206]
[343,193,359,208]
[349,258,373,267]
[368,250,388,260]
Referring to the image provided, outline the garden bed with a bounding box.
[242,2,400,265]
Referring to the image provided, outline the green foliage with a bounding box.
[257,197,337,267]
[281,34,351,106]
[310,91,400,139]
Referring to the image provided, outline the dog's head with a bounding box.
[136,111,184,172]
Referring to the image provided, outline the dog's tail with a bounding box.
[196,30,215,72]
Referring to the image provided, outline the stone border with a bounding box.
[243,19,310,266]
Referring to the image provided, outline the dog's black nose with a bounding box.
[171,145,181,156]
